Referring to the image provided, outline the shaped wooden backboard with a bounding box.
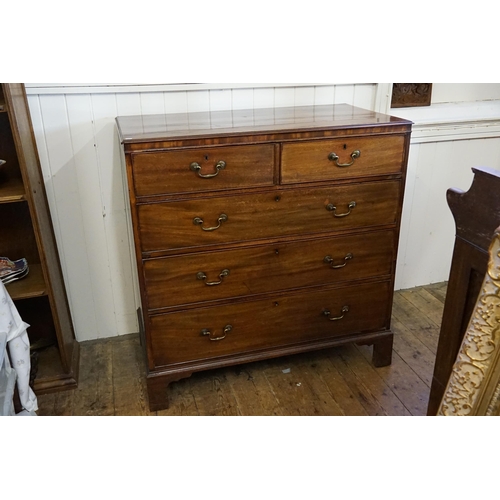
[428,166,500,415]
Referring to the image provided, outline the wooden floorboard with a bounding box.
[35,282,446,416]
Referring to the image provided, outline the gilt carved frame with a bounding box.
[438,226,500,416]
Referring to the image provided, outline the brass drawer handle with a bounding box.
[323,306,349,321]
[197,269,230,286]
[190,160,226,179]
[326,201,356,218]
[193,213,228,231]
[201,325,233,341]
[324,253,353,269]
[328,150,360,168]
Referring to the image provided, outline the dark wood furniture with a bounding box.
[428,166,500,415]
[438,224,500,416]
[0,83,79,394]
[117,104,412,411]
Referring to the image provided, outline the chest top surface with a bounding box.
[116,104,412,145]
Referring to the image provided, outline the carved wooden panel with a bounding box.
[391,84,432,108]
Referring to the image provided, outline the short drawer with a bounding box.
[132,144,275,196]
[281,135,405,184]
[138,180,401,253]
[143,230,396,310]
[149,281,391,367]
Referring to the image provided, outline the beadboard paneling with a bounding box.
[25,83,500,341]
[27,84,377,341]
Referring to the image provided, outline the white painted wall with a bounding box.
[24,83,500,341]
[431,83,500,103]
[391,96,500,290]
[396,135,500,290]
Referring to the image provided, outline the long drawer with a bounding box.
[138,180,402,253]
[281,135,405,184]
[149,280,392,367]
[132,144,275,196]
[143,229,396,310]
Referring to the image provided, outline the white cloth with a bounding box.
[0,281,38,413]
[1,331,16,416]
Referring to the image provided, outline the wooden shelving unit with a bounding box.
[0,177,26,203]
[0,83,79,395]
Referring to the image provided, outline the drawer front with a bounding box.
[149,281,391,367]
[138,180,401,253]
[132,144,275,196]
[281,135,405,184]
[144,230,396,310]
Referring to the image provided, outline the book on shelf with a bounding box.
[0,257,29,284]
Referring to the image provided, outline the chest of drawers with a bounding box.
[117,104,412,411]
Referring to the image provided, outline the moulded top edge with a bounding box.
[116,104,413,144]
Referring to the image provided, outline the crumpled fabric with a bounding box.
[0,280,38,413]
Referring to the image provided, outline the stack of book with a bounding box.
[0,257,29,285]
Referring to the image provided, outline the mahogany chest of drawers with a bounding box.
[117,104,412,411]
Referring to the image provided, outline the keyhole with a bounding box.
[205,155,209,161]
[343,144,347,150]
